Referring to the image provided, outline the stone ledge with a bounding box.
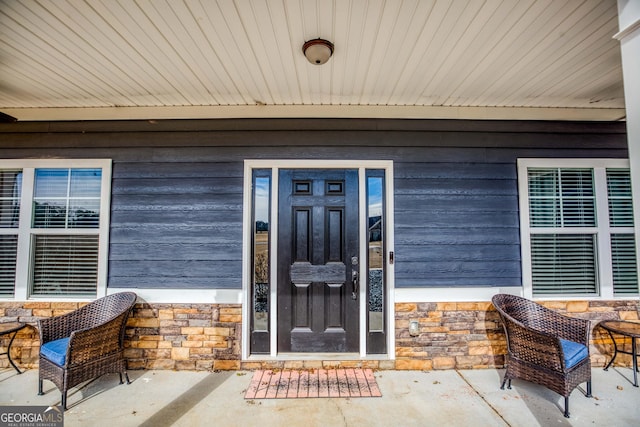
[2,299,639,371]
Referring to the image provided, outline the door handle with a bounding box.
[351,256,359,300]
[351,270,359,300]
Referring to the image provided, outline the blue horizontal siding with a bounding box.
[109,161,244,289]
[0,119,627,291]
[111,157,522,289]
[393,161,520,287]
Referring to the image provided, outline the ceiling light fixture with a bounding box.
[302,38,334,65]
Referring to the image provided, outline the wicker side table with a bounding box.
[598,320,640,387]
[0,321,27,374]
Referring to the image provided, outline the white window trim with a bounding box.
[518,158,635,300]
[0,159,112,301]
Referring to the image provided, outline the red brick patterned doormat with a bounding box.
[244,368,382,399]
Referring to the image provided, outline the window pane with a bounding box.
[252,175,270,332]
[367,176,384,332]
[69,199,101,228]
[562,198,595,226]
[528,169,560,226]
[607,169,634,227]
[611,234,638,295]
[531,234,597,296]
[0,235,18,297]
[31,235,98,297]
[560,169,595,226]
[33,199,67,228]
[34,169,69,198]
[529,198,560,227]
[34,169,69,228]
[70,169,102,197]
[561,169,594,198]
[0,169,21,228]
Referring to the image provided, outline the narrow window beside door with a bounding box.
[250,170,271,353]
[367,170,386,353]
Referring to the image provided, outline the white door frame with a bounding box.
[242,159,395,360]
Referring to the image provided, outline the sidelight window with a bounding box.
[250,170,271,353]
[367,170,386,353]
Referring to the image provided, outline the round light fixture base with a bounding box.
[302,38,334,65]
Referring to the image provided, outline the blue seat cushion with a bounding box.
[560,339,588,369]
[40,337,70,366]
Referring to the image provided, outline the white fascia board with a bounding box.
[2,105,626,122]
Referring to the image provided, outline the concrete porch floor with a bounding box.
[1,367,639,426]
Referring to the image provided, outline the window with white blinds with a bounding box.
[0,169,21,228]
[530,234,597,295]
[607,169,637,295]
[0,235,18,297]
[0,160,111,300]
[0,169,21,296]
[611,234,637,295]
[519,159,638,298]
[607,169,634,226]
[32,235,99,297]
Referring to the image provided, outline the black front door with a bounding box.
[277,169,359,352]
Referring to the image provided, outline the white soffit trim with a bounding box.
[2,105,626,122]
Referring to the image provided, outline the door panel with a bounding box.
[278,169,359,352]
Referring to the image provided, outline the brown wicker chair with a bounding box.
[492,294,592,418]
[37,292,137,410]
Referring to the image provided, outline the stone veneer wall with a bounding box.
[125,303,242,371]
[394,300,640,370]
[0,302,243,371]
[1,300,639,371]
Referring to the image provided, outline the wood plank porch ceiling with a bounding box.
[0,0,626,121]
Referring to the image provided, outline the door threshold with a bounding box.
[246,353,390,361]
[277,353,360,360]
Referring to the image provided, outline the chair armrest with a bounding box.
[65,313,128,367]
[506,321,565,372]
